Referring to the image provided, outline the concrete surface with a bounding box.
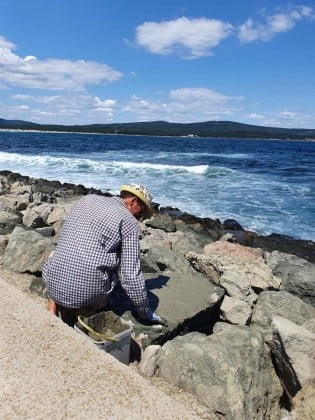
[0,276,205,419]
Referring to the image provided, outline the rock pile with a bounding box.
[0,170,314,420]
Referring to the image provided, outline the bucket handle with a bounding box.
[77,315,119,342]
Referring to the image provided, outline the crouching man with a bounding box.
[43,183,163,327]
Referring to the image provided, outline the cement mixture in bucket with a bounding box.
[83,311,128,341]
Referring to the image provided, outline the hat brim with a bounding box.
[120,185,153,218]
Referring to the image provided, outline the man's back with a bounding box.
[43,194,139,308]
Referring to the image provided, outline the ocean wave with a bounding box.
[113,161,210,174]
[0,152,216,175]
[0,134,314,241]
[163,151,252,159]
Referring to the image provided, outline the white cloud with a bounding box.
[0,36,15,49]
[170,87,242,102]
[276,110,314,127]
[136,16,234,58]
[0,36,123,91]
[238,5,314,43]
[94,97,117,116]
[243,110,314,128]
[122,88,243,122]
[279,110,297,119]
[16,105,30,111]
[24,55,37,62]
[247,113,265,120]
[8,93,118,123]
[94,97,116,108]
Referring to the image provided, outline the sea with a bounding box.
[0,129,314,241]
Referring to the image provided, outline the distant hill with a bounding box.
[0,117,314,140]
[0,118,39,128]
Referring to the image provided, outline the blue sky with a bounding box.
[0,0,314,128]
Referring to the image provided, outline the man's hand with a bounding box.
[149,312,168,327]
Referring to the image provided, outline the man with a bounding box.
[43,183,162,327]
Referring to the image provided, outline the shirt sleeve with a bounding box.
[119,228,152,319]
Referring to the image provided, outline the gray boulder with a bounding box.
[266,250,315,307]
[0,235,9,262]
[47,202,74,225]
[156,324,282,420]
[0,210,22,234]
[250,290,315,341]
[169,230,211,255]
[186,241,281,295]
[220,295,252,325]
[22,207,48,229]
[141,244,193,273]
[29,202,56,221]
[140,227,211,272]
[145,213,177,232]
[10,183,32,195]
[186,241,281,325]
[2,225,56,273]
[270,316,315,396]
[289,384,315,420]
[138,345,161,377]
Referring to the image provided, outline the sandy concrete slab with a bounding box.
[145,272,221,323]
[0,276,203,419]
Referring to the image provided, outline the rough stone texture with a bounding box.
[271,316,315,392]
[46,202,74,225]
[186,242,281,328]
[220,295,252,325]
[139,345,161,377]
[1,171,315,419]
[242,232,315,264]
[303,317,315,333]
[0,234,9,261]
[170,230,211,256]
[250,290,315,341]
[290,384,315,420]
[10,183,33,195]
[146,212,177,232]
[202,241,282,291]
[0,195,19,210]
[140,225,210,273]
[156,324,282,420]
[30,202,56,221]
[141,244,193,273]
[22,207,48,229]
[2,225,56,273]
[0,210,22,234]
[266,250,315,307]
[15,193,31,211]
[203,240,265,261]
[187,242,281,293]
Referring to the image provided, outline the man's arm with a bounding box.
[119,230,153,319]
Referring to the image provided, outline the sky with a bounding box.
[0,0,315,128]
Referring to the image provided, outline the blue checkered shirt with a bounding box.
[42,195,151,318]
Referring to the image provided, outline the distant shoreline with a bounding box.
[1,118,315,141]
[1,128,314,142]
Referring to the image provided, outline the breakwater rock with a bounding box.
[0,170,314,420]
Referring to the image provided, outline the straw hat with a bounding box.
[120,183,153,218]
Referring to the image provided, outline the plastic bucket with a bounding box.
[74,311,133,365]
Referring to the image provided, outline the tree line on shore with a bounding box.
[1,117,315,140]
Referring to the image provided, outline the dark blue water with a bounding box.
[0,130,314,241]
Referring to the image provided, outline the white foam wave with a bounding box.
[0,152,210,175]
[113,161,209,174]
[171,152,252,159]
